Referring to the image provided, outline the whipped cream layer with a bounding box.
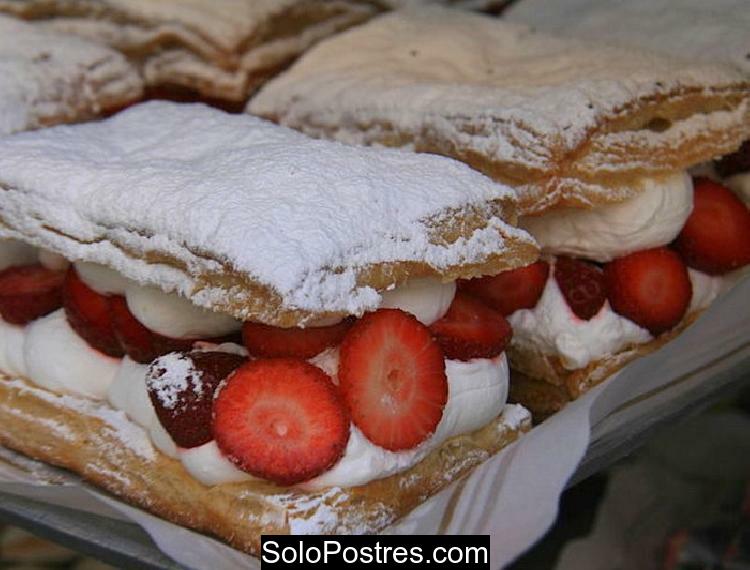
[509,261,727,370]
[379,277,456,325]
[521,173,693,262]
[509,270,652,370]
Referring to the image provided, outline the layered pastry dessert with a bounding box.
[0,101,539,552]
[247,7,750,418]
[0,14,142,135]
[0,0,381,105]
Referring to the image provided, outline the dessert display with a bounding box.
[0,14,142,135]
[0,0,381,104]
[0,101,538,552]
[247,7,750,418]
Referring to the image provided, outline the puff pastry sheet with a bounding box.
[249,7,750,215]
[0,0,381,102]
[508,313,701,420]
[0,101,537,326]
[0,374,530,554]
[0,14,142,135]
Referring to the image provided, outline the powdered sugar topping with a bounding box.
[250,7,748,187]
[0,101,531,321]
[147,352,201,411]
[0,15,142,135]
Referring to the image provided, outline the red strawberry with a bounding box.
[429,293,512,360]
[604,247,692,335]
[553,256,607,320]
[63,267,124,357]
[339,309,447,451]
[673,178,750,275]
[715,140,750,178]
[242,317,353,359]
[458,260,549,315]
[110,296,199,363]
[213,358,349,485]
[146,350,246,448]
[0,265,65,325]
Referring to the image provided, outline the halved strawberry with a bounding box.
[715,140,750,178]
[339,309,447,451]
[458,260,549,316]
[0,265,65,325]
[63,267,124,357]
[242,318,353,359]
[554,256,607,320]
[213,358,349,485]
[429,293,512,360]
[604,247,692,335]
[111,296,197,363]
[673,178,750,275]
[146,350,246,448]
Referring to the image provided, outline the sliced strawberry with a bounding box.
[110,296,199,363]
[715,140,750,178]
[146,350,246,448]
[553,256,607,321]
[242,317,353,359]
[63,267,124,357]
[429,293,512,360]
[673,178,750,275]
[0,265,65,325]
[213,358,349,485]
[605,247,692,335]
[339,309,447,451]
[458,260,549,315]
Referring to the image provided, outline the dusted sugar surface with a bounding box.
[0,101,531,320]
[250,6,749,209]
[0,15,141,135]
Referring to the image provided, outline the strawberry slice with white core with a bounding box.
[605,247,692,335]
[0,264,64,325]
[338,309,448,451]
[213,358,349,485]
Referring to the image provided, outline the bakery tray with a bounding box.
[1,347,747,570]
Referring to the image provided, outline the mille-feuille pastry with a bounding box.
[0,14,142,136]
[0,0,382,105]
[247,7,750,418]
[503,0,750,207]
[0,101,538,553]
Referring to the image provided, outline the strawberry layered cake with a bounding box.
[247,7,750,417]
[0,102,538,552]
[461,171,750,417]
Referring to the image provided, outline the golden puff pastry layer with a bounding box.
[0,101,537,327]
[249,7,750,215]
[508,312,701,420]
[0,0,380,103]
[0,14,142,135]
[0,374,530,554]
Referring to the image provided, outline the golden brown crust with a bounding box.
[0,374,529,553]
[508,313,701,420]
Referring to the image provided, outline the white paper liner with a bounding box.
[0,274,747,569]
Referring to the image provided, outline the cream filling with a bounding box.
[521,172,693,262]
